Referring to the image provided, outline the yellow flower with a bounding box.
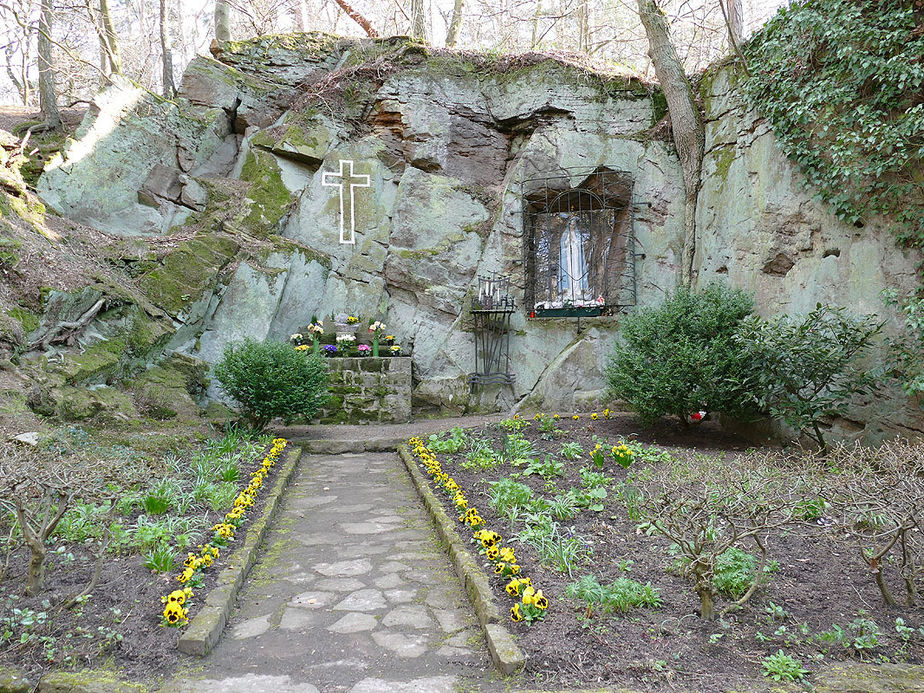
[508,564,520,575]
[494,562,507,575]
[533,590,548,610]
[572,414,580,420]
[553,413,560,419]
[603,408,611,418]
[480,531,501,548]
[510,603,523,622]
[294,344,310,351]
[167,589,188,605]
[522,586,536,605]
[499,547,516,563]
[485,546,499,561]
[591,412,598,420]
[505,579,521,597]
[163,602,187,625]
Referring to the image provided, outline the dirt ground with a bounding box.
[421,414,924,692]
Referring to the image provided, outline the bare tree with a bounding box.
[159,0,174,96]
[331,0,378,38]
[37,0,60,129]
[636,0,704,288]
[98,0,121,73]
[214,0,231,41]
[445,0,464,47]
[410,0,428,41]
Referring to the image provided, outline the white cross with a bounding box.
[321,159,370,245]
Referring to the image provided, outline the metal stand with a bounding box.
[469,275,515,388]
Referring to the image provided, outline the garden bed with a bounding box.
[414,414,924,692]
[0,425,281,685]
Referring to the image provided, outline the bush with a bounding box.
[736,305,882,451]
[605,284,758,425]
[213,339,329,431]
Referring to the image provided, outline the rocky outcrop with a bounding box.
[28,35,923,439]
[696,66,923,441]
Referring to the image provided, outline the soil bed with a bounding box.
[419,414,924,692]
[0,427,279,685]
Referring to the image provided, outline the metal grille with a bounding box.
[523,167,636,314]
[470,274,515,387]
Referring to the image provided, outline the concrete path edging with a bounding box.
[397,443,526,676]
[178,446,303,656]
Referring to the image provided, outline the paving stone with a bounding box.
[230,615,272,640]
[445,629,479,648]
[279,607,319,631]
[436,645,473,658]
[167,674,321,692]
[327,612,379,634]
[290,590,336,608]
[383,589,417,604]
[371,631,428,658]
[381,606,434,630]
[341,522,394,535]
[314,577,367,592]
[377,561,411,574]
[315,559,374,576]
[333,588,388,611]
[373,573,405,589]
[432,609,465,634]
[348,676,458,692]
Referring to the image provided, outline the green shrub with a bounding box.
[605,284,758,425]
[214,339,329,431]
[736,305,882,451]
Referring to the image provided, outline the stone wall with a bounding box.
[318,357,412,424]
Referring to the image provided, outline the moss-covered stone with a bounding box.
[6,306,39,334]
[38,669,148,692]
[59,339,126,385]
[0,664,30,693]
[239,149,292,233]
[137,232,240,316]
[130,355,206,421]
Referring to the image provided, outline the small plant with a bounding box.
[537,416,564,437]
[142,544,176,573]
[565,574,662,615]
[488,478,535,514]
[560,442,584,460]
[461,438,500,471]
[713,547,776,598]
[214,338,329,431]
[522,455,565,480]
[579,467,612,489]
[427,427,467,454]
[497,416,529,433]
[761,650,809,682]
[547,492,579,520]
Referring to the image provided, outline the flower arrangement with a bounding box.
[306,321,324,336]
[346,315,360,325]
[408,437,548,625]
[357,344,371,356]
[368,321,386,334]
[160,438,288,627]
[323,344,338,357]
[290,332,305,346]
[336,334,356,344]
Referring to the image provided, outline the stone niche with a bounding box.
[317,357,412,424]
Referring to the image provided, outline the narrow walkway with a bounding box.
[165,451,500,693]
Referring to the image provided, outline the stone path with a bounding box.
[164,451,499,693]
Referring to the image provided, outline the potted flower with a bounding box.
[334,312,362,339]
[368,321,386,357]
[290,332,305,348]
[336,333,356,356]
[322,344,338,357]
[306,318,324,355]
[357,344,371,357]
[384,334,396,346]
[389,344,402,357]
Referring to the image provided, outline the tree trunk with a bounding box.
[99,0,122,74]
[331,0,378,38]
[726,0,743,47]
[37,0,61,130]
[410,0,428,41]
[695,574,715,620]
[26,544,47,596]
[214,0,231,42]
[159,0,175,97]
[636,0,704,288]
[445,0,464,47]
[292,0,308,30]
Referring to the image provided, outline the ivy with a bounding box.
[743,0,924,252]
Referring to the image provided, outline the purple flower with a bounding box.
[323,344,337,355]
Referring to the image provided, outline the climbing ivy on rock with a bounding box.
[743,0,924,250]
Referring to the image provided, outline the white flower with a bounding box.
[336,334,356,343]
[290,333,303,341]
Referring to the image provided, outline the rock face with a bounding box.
[33,35,923,439]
